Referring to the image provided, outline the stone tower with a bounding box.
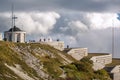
[4,26,26,43]
[4,5,26,43]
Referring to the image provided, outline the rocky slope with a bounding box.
[0,41,111,80]
[0,41,75,80]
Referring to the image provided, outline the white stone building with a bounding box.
[4,26,26,43]
[0,33,3,41]
[105,59,120,80]
[110,65,120,80]
[40,41,64,51]
[105,65,120,80]
[89,53,112,70]
[38,37,64,51]
[65,48,88,60]
[46,41,64,51]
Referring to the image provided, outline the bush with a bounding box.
[95,69,108,76]
[80,57,93,64]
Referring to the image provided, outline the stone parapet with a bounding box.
[40,41,64,51]
[90,54,112,70]
[67,48,88,60]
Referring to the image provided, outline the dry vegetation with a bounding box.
[0,41,112,80]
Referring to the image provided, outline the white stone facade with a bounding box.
[111,65,120,73]
[4,31,26,43]
[112,73,120,80]
[40,41,64,51]
[67,48,88,60]
[0,33,2,41]
[106,65,120,80]
[90,54,112,70]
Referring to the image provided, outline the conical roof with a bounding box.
[8,26,22,32]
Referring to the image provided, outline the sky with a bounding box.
[0,0,120,58]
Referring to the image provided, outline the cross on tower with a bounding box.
[12,15,17,27]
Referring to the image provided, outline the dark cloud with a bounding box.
[59,0,120,12]
[0,0,120,12]
[0,15,11,32]
[0,0,60,12]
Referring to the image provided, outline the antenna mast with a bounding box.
[11,4,18,42]
[11,4,14,42]
[112,19,115,57]
[13,15,17,27]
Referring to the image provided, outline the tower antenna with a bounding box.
[11,4,18,42]
[11,4,14,42]
[13,15,17,27]
[112,18,115,57]
[12,4,13,28]
[12,4,17,28]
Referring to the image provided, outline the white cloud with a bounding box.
[86,13,120,29]
[16,12,60,35]
[0,13,10,18]
[68,20,88,34]
[68,20,88,32]
[0,12,60,35]
[59,26,69,31]
[66,13,120,31]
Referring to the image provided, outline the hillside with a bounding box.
[0,41,111,80]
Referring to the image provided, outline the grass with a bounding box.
[15,43,69,78]
[0,41,112,80]
[0,41,42,80]
[0,62,23,80]
[61,57,111,80]
[36,52,63,78]
[0,42,73,79]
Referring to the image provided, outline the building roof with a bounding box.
[8,26,22,32]
[64,47,86,53]
[104,58,120,73]
[106,58,120,67]
[104,66,115,73]
[88,53,110,58]
[64,48,72,53]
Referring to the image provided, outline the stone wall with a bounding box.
[90,54,112,70]
[0,33,2,40]
[4,31,26,43]
[67,48,88,60]
[111,65,120,73]
[40,41,64,51]
[113,73,120,80]
[110,65,120,80]
[13,32,26,43]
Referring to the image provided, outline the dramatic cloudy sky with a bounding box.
[0,0,120,58]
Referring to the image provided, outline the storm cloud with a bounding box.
[0,0,120,12]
